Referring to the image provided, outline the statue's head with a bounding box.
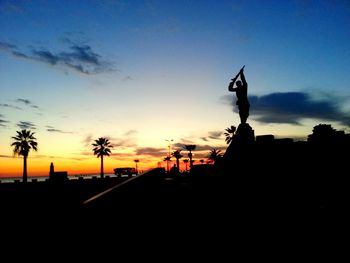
[236,80,242,87]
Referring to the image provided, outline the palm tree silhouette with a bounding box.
[184,145,196,170]
[92,137,113,178]
[11,129,38,183]
[163,156,171,172]
[224,125,236,144]
[134,159,140,174]
[208,148,223,164]
[183,159,189,172]
[171,150,183,171]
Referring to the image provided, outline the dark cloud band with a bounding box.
[0,40,115,75]
[226,91,350,126]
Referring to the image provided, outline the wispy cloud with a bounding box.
[16,98,31,105]
[200,131,223,142]
[0,103,22,110]
[102,131,138,149]
[110,138,137,149]
[0,40,116,75]
[0,41,17,50]
[136,147,166,158]
[46,125,72,134]
[224,91,350,126]
[15,98,40,110]
[17,121,36,130]
[83,135,93,148]
[123,129,137,136]
[0,114,10,127]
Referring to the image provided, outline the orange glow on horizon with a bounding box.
[0,155,161,177]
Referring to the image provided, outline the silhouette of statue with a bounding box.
[223,66,255,161]
[228,66,250,124]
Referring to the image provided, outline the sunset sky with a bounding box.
[1,0,350,177]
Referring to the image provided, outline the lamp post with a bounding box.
[165,139,173,157]
[165,139,173,172]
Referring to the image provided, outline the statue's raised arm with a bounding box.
[228,65,245,92]
[240,68,247,87]
[227,65,250,124]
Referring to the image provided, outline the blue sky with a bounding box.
[1,0,350,175]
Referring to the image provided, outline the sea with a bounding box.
[0,173,118,183]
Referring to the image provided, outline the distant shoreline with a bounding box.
[0,173,118,183]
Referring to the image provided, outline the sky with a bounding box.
[1,0,350,177]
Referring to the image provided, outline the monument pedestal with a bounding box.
[222,123,255,170]
[235,123,255,144]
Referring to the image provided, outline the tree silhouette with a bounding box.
[92,137,113,178]
[199,159,204,164]
[208,148,223,164]
[224,125,236,144]
[307,124,337,144]
[171,150,183,171]
[163,156,171,172]
[184,145,196,170]
[134,159,139,174]
[183,159,189,172]
[11,129,38,183]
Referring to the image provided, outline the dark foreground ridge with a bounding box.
[1,129,349,225]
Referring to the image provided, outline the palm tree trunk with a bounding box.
[100,155,104,178]
[189,152,193,170]
[23,155,27,183]
[176,158,180,171]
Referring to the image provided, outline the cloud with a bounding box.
[17,121,36,130]
[84,134,137,150]
[0,41,17,50]
[0,40,116,75]
[136,147,166,158]
[0,119,10,127]
[225,91,350,126]
[172,138,196,149]
[15,98,40,109]
[123,129,137,136]
[46,126,72,134]
[102,131,138,149]
[200,131,223,142]
[110,152,139,161]
[0,41,29,60]
[0,103,22,110]
[111,138,137,148]
[208,131,223,140]
[16,98,31,105]
[190,144,219,152]
[83,135,93,148]
[0,114,10,127]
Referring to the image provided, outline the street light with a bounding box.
[165,139,173,173]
